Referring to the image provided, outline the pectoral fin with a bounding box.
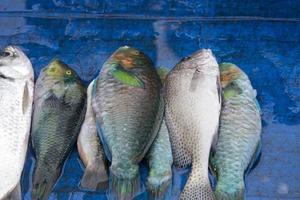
[189,69,202,92]
[22,82,31,114]
[109,67,144,88]
[222,82,242,100]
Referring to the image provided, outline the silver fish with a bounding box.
[164,49,221,199]
[0,46,34,200]
[77,80,108,191]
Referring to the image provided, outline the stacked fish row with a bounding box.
[0,45,261,200]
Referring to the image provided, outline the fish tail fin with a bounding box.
[147,172,172,200]
[180,160,215,200]
[108,163,143,200]
[31,165,60,200]
[147,168,172,200]
[80,161,109,191]
[214,182,245,200]
[4,182,22,200]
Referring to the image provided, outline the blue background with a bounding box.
[0,0,299,199]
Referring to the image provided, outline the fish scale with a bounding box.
[94,67,161,163]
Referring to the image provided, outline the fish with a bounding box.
[0,45,34,200]
[92,46,164,200]
[77,80,109,191]
[145,67,173,200]
[210,63,262,200]
[31,59,86,200]
[164,49,221,199]
[145,119,173,200]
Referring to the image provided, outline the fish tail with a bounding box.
[108,163,143,200]
[214,174,245,200]
[31,165,60,200]
[147,169,172,200]
[4,182,22,200]
[180,160,214,200]
[214,185,245,200]
[80,161,109,191]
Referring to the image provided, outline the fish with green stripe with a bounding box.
[210,63,262,200]
[31,60,86,200]
[92,46,164,200]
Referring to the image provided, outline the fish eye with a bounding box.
[0,51,13,57]
[66,70,72,75]
[132,50,139,55]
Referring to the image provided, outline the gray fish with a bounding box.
[164,49,221,200]
[92,46,163,200]
[31,59,86,200]
[210,63,262,200]
[77,80,108,191]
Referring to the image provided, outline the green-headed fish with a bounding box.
[77,80,108,191]
[145,67,173,200]
[92,46,163,200]
[210,63,262,200]
[164,49,221,200]
[0,46,34,200]
[31,59,86,200]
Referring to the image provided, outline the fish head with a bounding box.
[110,46,152,70]
[219,63,242,88]
[0,45,33,79]
[38,59,85,100]
[176,49,219,75]
[40,59,79,83]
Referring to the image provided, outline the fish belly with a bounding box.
[0,82,32,199]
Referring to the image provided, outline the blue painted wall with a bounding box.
[0,1,299,199]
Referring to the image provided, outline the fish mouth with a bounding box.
[191,49,215,61]
[176,49,218,73]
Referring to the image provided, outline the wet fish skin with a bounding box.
[210,63,262,200]
[92,46,163,200]
[146,67,173,200]
[31,59,86,200]
[146,119,173,200]
[164,49,221,200]
[77,80,108,191]
[0,45,34,200]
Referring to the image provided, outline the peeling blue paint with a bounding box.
[0,1,299,199]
